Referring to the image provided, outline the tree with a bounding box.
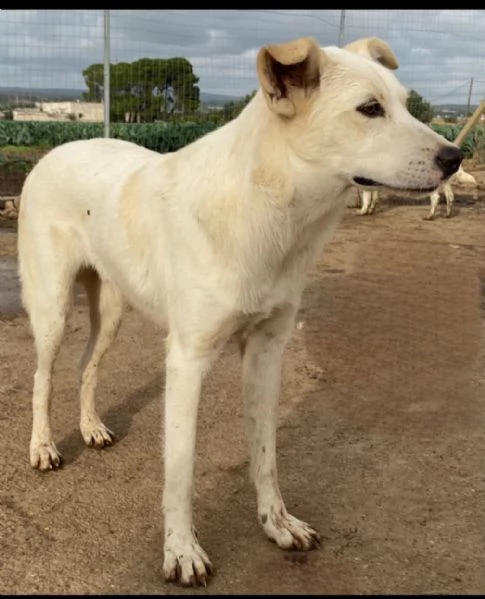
[82,57,200,122]
[407,89,434,124]
[82,64,104,102]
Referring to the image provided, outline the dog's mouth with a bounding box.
[353,176,383,188]
[353,176,438,194]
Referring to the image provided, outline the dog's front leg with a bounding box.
[162,339,214,587]
[242,305,321,552]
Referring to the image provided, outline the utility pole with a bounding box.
[338,10,346,46]
[466,77,474,117]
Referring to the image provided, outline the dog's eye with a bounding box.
[357,100,385,118]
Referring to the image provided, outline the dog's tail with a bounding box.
[452,166,477,186]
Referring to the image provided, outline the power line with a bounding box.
[428,81,470,103]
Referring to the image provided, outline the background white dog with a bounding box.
[359,164,477,219]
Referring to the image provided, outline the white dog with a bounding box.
[17,36,462,587]
[359,165,477,219]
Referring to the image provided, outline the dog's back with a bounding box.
[20,138,158,224]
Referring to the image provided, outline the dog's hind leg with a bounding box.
[368,190,379,214]
[443,182,455,218]
[78,268,123,448]
[242,304,320,552]
[359,190,372,215]
[19,227,78,471]
[425,189,441,220]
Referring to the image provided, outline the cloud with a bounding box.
[0,9,484,104]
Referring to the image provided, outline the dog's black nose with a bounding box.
[434,145,463,179]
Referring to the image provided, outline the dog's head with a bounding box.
[256,36,462,196]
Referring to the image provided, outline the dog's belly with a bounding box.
[90,255,169,328]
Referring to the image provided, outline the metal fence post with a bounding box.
[103,9,111,138]
[338,10,346,46]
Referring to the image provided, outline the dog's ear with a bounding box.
[257,37,321,118]
[343,37,399,70]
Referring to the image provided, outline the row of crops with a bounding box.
[0,121,218,154]
[431,123,485,159]
[0,120,484,158]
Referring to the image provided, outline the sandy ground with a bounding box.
[1,190,485,594]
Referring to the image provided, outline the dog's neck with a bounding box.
[189,94,349,297]
[229,94,348,256]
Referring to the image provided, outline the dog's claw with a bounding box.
[262,508,321,552]
[30,442,63,471]
[286,526,320,551]
[163,537,214,587]
[307,529,321,548]
[81,421,115,449]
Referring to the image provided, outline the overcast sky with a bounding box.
[1,9,484,106]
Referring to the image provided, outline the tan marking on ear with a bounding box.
[257,37,321,117]
[344,37,399,70]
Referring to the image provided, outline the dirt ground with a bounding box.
[1,177,485,594]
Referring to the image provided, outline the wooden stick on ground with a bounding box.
[454,99,485,147]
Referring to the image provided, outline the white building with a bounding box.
[13,101,103,122]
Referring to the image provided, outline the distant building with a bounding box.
[13,101,103,122]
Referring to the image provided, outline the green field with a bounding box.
[0,120,484,176]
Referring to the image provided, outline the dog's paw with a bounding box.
[80,418,114,448]
[30,441,63,471]
[261,507,321,551]
[163,532,214,587]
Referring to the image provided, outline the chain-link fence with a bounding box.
[1,9,484,131]
[1,12,485,594]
